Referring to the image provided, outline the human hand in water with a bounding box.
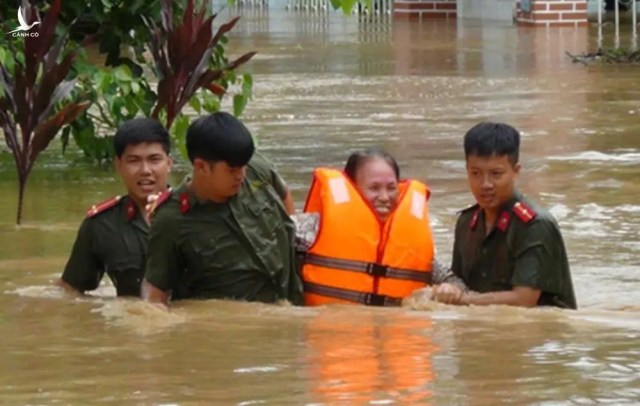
[431,283,465,305]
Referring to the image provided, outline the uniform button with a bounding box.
[482,272,487,277]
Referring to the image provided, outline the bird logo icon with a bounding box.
[8,6,41,35]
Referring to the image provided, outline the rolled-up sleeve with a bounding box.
[61,219,103,292]
[511,220,564,295]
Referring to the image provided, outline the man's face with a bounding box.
[115,142,172,204]
[466,154,520,212]
[195,159,247,201]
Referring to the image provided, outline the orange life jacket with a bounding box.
[302,168,435,306]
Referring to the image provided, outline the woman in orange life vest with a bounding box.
[294,148,467,306]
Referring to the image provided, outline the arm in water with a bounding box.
[142,197,182,308]
[141,279,170,307]
[430,258,469,304]
[57,218,104,295]
[461,286,541,307]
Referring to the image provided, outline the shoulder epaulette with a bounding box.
[86,196,121,218]
[513,201,537,224]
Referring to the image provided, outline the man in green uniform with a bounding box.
[57,118,173,296]
[432,122,577,309]
[142,112,302,306]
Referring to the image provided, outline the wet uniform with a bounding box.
[145,153,303,304]
[451,191,577,309]
[62,196,148,296]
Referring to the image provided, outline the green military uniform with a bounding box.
[145,152,303,305]
[451,191,577,309]
[61,195,149,296]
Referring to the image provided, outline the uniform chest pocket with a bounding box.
[191,233,244,272]
[244,189,284,236]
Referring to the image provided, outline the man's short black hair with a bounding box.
[464,122,520,165]
[113,118,171,158]
[186,112,254,166]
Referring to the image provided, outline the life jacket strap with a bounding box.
[305,253,432,284]
[304,282,403,307]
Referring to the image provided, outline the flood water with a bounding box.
[1,10,639,405]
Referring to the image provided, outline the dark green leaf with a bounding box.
[61,126,71,154]
[233,94,247,117]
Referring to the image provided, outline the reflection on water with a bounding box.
[1,11,639,404]
[304,309,435,404]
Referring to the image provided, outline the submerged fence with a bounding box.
[597,0,638,48]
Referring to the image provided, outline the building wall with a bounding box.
[394,0,457,20]
[516,0,588,27]
[393,0,589,26]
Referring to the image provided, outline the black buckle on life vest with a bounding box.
[366,263,388,277]
[364,293,387,306]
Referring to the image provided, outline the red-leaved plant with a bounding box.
[0,0,90,225]
[144,0,256,129]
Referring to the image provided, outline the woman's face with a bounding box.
[354,157,398,221]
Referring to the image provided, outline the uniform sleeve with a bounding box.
[450,216,464,279]
[61,219,104,292]
[270,169,288,200]
[510,219,566,294]
[144,206,182,292]
[251,152,288,200]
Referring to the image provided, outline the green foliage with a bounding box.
[2,0,256,168]
[233,73,253,117]
[64,0,255,164]
[0,0,185,67]
[65,53,157,164]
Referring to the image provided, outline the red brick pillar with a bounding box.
[516,0,588,27]
[393,0,457,20]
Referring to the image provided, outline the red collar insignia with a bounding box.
[496,211,511,232]
[179,193,190,214]
[125,199,137,222]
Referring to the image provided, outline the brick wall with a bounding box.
[394,0,457,20]
[516,0,588,27]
